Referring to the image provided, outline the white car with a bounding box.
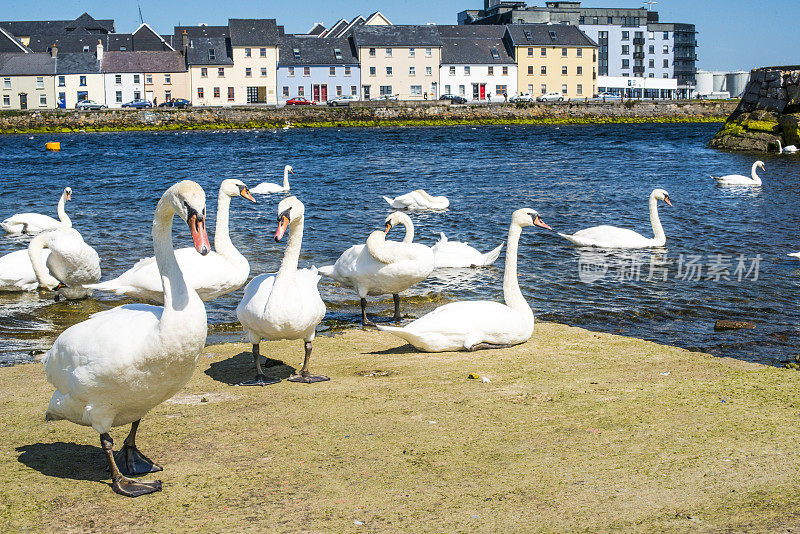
[509,93,534,103]
[75,100,106,110]
[536,92,565,102]
[327,95,357,107]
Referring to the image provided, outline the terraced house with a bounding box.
[177,24,233,107]
[277,36,360,103]
[54,44,103,108]
[227,19,282,106]
[0,53,55,110]
[353,25,442,101]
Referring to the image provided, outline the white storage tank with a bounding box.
[725,71,750,98]
[712,72,727,93]
[695,71,714,96]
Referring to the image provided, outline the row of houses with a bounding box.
[1,11,666,111]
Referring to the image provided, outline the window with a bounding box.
[425,48,432,57]
[622,45,630,55]
[649,31,655,39]
[380,85,392,96]
[36,77,44,89]
[528,65,534,75]
[577,66,582,75]
[496,84,506,95]
[334,48,343,60]
[410,85,422,95]
[488,66,494,76]
[541,66,547,75]
[298,86,304,96]
[409,47,415,57]
[635,32,643,39]
[524,30,532,39]
[75,91,85,102]
[649,73,654,78]
[208,48,216,61]
[663,59,669,68]
[576,48,582,57]
[282,86,289,97]
[540,84,547,94]
[622,31,629,41]
[528,83,534,94]
[293,48,300,60]
[649,59,655,68]
[577,84,583,95]
[304,67,310,76]
[663,31,669,39]
[464,66,470,76]
[622,59,630,68]
[579,16,585,24]
[115,74,122,84]
[369,66,376,76]
[146,74,153,84]
[2,95,9,106]
[409,66,415,76]
[245,68,252,77]
[245,47,251,57]
[165,90,171,100]
[426,66,432,76]
[592,16,599,24]
[663,45,669,53]
[663,73,669,79]
[83,45,90,52]
[345,66,351,76]
[201,68,208,78]
[385,48,392,57]
[227,87,234,101]
[527,47,533,57]
[133,89,141,98]
[116,91,123,102]
[561,84,567,94]
[329,66,335,76]
[649,45,655,54]
[164,74,171,84]
[502,66,508,76]
[386,66,392,76]
[260,47,267,57]
[288,67,295,76]
[197,87,204,99]
[351,85,357,96]
[218,68,225,77]
[561,47,567,57]
[541,47,547,56]
[39,94,47,106]
[133,74,140,84]
[449,66,456,75]
[369,48,376,57]
[445,85,451,94]
[3,77,9,89]
[562,66,567,75]
[336,85,342,96]
[459,84,465,95]
[79,75,87,86]
[58,76,65,87]
[213,87,220,98]
[260,67,267,77]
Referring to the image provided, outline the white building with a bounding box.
[597,75,677,99]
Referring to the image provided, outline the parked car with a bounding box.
[377,94,399,101]
[440,94,468,104]
[121,99,153,108]
[594,92,621,100]
[536,92,565,102]
[158,98,192,108]
[285,97,314,106]
[327,95,357,107]
[75,100,106,110]
[509,93,534,103]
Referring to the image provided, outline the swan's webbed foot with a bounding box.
[115,443,162,476]
[288,372,330,384]
[362,319,378,329]
[238,374,282,386]
[112,475,163,498]
[467,342,515,352]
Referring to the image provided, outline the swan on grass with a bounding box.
[777,140,799,154]
[319,211,434,327]
[432,232,504,268]
[383,189,450,211]
[28,228,101,300]
[86,179,255,303]
[558,189,672,249]
[251,165,293,194]
[377,208,552,352]
[236,196,327,386]
[712,161,765,186]
[43,180,210,497]
[1,187,72,235]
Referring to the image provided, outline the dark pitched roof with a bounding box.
[27,33,104,54]
[278,36,358,66]
[101,51,187,73]
[0,27,30,53]
[130,23,174,51]
[0,14,114,37]
[173,25,229,45]
[64,13,112,33]
[185,37,233,66]
[307,23,326,36]
[0,52,55,75]
[436,25,507,39]
[324,19,348,38]
[335,17,366,39]
[353,25,442,48]
[55,52,101,74]
[505,24,597,47]
[106,34,132,51]
[228,19,281,47]
[440,37,514,64]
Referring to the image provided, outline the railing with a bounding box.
[633,38,645,45]
[633,52,645,59]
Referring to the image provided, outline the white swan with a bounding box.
[377,208,551,352]
[1,187,72,234]
[86,179,255,303]
[236,196,327,385]
[383,189,450,211]
[432,232,504,268]
[28,228,101,300]
[319,211,434,326]
[43,180,210,497]
[558,189,672,249]
[251,165,293,194]
[788,252,800,259]
[712,161,764,186]
[0,248,51,291]
[778,140,799,154]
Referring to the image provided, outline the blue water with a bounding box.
[1,123,799,366]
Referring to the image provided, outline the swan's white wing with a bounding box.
[251,182,285,194]
[559,226,652,248]
[46,233,101,287]
[2,213,65,233]
[789,252,800,259]
[432,239,485,268]
[714,174,757,185]
[0,249,50,290]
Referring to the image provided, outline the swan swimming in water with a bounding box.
[712,161,764,186]
[431,233,504,268]
[377,208,551,352]
[1,187,72,235]
[777,140,798,154]
[251,165,293,194]
[383,189,450,211]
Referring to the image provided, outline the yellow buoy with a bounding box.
[45,142,60,151]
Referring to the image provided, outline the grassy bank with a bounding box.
[2,323,800,532]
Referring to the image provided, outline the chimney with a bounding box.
[96,39,104,62]
[50,44,57,58]
[182,30,188,55]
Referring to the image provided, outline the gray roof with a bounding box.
[27,33,104,54]
[353,25,442,48]
[185,37,233,66]
[0,13,114,37]
[505,24,597,47]
[441,37,514,65]
[324,19,348,38]
[101,51,186,73]
[278,36,358,66]
[173,25,229,45]
[0,53,55,75]
[0,27,30,53]
[307,23,326,36]
[56,52,101,74]
[228,19,282,47]
[436,25,507,39]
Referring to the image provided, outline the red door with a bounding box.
[321,84,328,102]
[479,84,486,100]
[312,85,320,102]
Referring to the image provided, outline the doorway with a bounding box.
[362,85,370,100]
[19,93,27,110]
[312,84,328,102]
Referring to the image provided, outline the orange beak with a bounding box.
[188,213,210,255]
[664,197,673,207]
[241,188,256,203]
[384,222,392,234]
[66,191,72,200]
[275,216,290,241]
[533,215,552,231]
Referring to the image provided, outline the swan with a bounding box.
[236,196,327,386]
[788,252,800,259]
[86,179,255,303]
[377,208,552,352]
[1,187,72,235]
[432,232,504,268]
[558,189,672,249]
[28,227,101,300]
[383,189,450,211]
[43,180,210,497]
[712,161,764,186]
[319,211,434,327]
[0,248,51,291]
[251,165,293,195]
[778,140,799,154]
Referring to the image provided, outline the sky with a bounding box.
[4,0,798,72]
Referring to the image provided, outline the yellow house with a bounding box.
[0,53,56,110]
[505,24,597,99]
[227,19,281,106]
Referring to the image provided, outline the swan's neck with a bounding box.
[283,168,291,190]
[400,216,414,243]
[57,193,70,226]
[778,140,783,153]
[502,224,533,319]
[212,191,240,259]
[276,217,303,280]
[366,231,397,264]
[648,195,666,246]
[751,163,762,184]
[153,200,191,315]
[28,233,60,289]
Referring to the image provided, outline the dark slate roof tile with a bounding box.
[0,52,55,75]
[440,37,515,64]
[185,37,233,66]
[353,25,442,48]
[101,51,187,73]
[55,52,101,74]
[228,19,281,47]
[278,36,358,66]
[506,24,597,47]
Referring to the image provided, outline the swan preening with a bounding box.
[777,140,799,154]
[87,179,255,303]
[44,180,210,497]
[28,228,101,300]
[319,211,434,326]
[712,161,764,186]
[432,233,504,268]
[251,165,293,194]
[558,189,672,249]
[383,189,450,211]
[1,187,72,235]
[236,196,327,385]
[378,209,551,352]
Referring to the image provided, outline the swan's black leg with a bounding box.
[238,343,281,386]
[467,342,515,352]
[361,298,376,328]
[392,293,402,323]
[115,419,162,476]
[288,341,330,383]
[101,433,162,498]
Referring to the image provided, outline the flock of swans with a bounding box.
[0,157,782,497]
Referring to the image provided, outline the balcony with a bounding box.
[633,66,645,74]
[633,52,644,59]
[633,37,645,45]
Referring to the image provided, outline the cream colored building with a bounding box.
[185,36,235,106]
[506,24,597,99]
[54,47,104,108]
[354,25,442,101]
[0,53,56,110]
[226,19,280,105]
[102,50,188,107]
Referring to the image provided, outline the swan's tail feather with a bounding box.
[83,279,127,294]
[317,265,335,277]
[377,325,428,351]
[481,242,505,266]
[436,232,448,245]
[382,196,394,206]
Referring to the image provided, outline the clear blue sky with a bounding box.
[6,0,798,71]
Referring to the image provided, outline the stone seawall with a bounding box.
[0,100,733,134]
[709,66,800,151]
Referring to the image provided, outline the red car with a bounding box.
[285,97,314,106]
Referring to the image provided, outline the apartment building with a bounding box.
[227,19,281,105]
[0,52,55,110]
[277,36,360,103]
[54,46,104,108]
